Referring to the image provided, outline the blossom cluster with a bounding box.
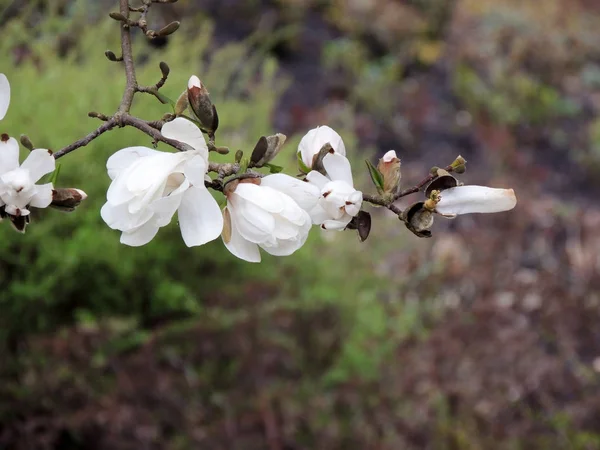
[0,72,516,259]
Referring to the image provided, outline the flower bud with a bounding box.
[187,75,218,134]
[251,134,287,167]
[377,150,401,195]
[19,134,34,151]
[157,21,180,37]
[50,188,88,212]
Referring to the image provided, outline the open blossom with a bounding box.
[0,73,9,121]
[435,185,517,216]
[222,178,312,263]
[0,136,55,217]
[305,153,363,230]
[298,125,346,169]
[101,117,222,247]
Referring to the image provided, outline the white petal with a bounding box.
[298,125,346,168]
[234,183,284,213]
[29,183,53,208]
[382,150,398,162]
[106,146,158,180]
[229,193,275,242]
[223,206,261,262]
[260,174,320,212]
[305,170,330,190]
[0,74,10,121]
[0,137,20,174]
[321,219,350,230]
[188,75,201,90]
[125,151,187,194]
[161,118,208,159]
[120,221,160,247]
[183,154,208,187]
[435,186,517,215]
[20,149,55,182]
[309,203,330,225]
[322,153,354,186]
[178,186,223,247]
[150,178,189,227]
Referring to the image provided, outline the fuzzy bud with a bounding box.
[19,134,34,151]
[251,134,287,166]
[50,188,88,212]
[377,150,401,195]
[450,155,467,174]
[187,75,218,134]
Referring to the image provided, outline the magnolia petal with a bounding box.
[161,117,209,160]
[20,149,56,182]
[183,154,208,187]
[150,179,189,227]
[0,137,20,174]
[382,150,398,163]
[260,174,320,212]
[309,203,330,225]
[120,221,160,247]
[29,183,53,208]
[322,153,354,186]
[305,170,330,190]
[435,185,517,215]
[298,125,346,168]
[107,146,157,180]
[0,73,10,121]
[178,186,223,247]
[223,206,261,262]
[234,183,284,214]
[229,193,275,242]
[125,151,188,194]
[321,218,350,231]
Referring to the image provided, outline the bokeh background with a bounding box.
[1,0,600,448]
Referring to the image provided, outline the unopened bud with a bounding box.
[377,150,401,195]
[235,149,243,164]
[187,75,218,134]
[450,155,467,174]
[50,188,88,212]
[104,50,121,62]
[251,134,287,166]
[159,61,170,78]
[20,134,34,151]
[109,12,128,22]
[158,21,180,37]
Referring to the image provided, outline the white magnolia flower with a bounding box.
[435,185,517,216]
[305,152,363,230]
[0,73,9,121]
[298,125,346,169]
[0,137,55,217]
[222,178,312,263]
[101,117,223,247]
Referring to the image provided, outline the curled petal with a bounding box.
[183,154,208,187]
[120,221,160,247]
[321,219,350,230]
[222,206,261,262]
[298,125,346,168]
[435,185,517,215]
[0,73,9,121]
[107,146,158,180]
[305,170,330,190]
[260,174,320,212]
[322,153,354,186]
[161,117,208,160]
[20,149,56,182]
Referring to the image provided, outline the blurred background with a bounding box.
[1,0,600,448]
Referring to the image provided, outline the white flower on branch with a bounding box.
[222,177,312,263]
[298,125,346,169]
[101,118,222,247]
[0,73,10,121]
[435,185,517,216]
[0,136,55,217]
[306,153,363,230]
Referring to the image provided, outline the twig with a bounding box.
[53,120,118,159]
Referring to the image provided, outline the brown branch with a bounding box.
[394,164,454,201]
[117,0,137,115]
[53,120,118,159]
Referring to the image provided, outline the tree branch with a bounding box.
[53,120,118,159]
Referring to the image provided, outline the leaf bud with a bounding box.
[159,61,170,78]
[157,21,180,37]
[104,50,121,62]
[19,134,34,151]
[109,12,128,22]
[450,155,467,174]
